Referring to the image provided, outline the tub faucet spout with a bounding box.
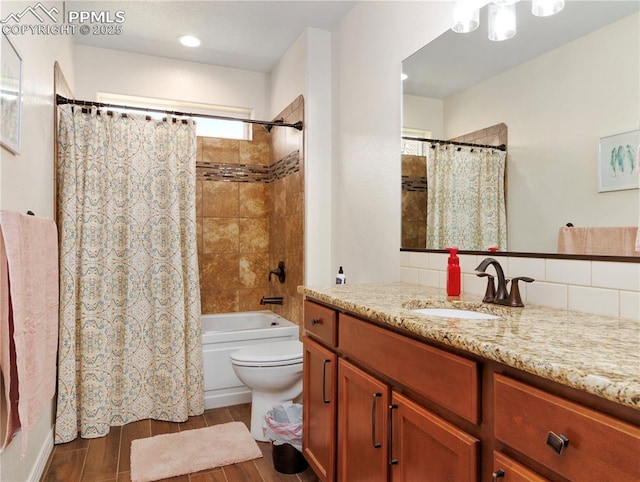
[260,296,284,305]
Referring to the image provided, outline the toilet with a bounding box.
[230,340,304,441]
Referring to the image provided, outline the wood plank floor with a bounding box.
[41,404,319,482]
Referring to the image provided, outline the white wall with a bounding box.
[270,28,334,285]
[0,1,75,480]
[402,94,443,138]
[444,13,640,253]
[75,45,269,118]
[330,1,451,283]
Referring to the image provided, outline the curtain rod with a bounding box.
[55,95,304,131]
[402,136,506,151]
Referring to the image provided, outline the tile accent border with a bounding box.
[197,150,299,183]
[402,175,427,192]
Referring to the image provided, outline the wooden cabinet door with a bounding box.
[390,392,479,482]
[303,337,337,482]
[338,359,389,482]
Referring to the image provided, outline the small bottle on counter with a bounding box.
[446,248,460,296]
[336,266,346,284]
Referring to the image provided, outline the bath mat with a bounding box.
[130,421,262,482]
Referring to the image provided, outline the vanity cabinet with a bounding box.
[302,301,338,482]
[494,373,640,481]
[303,301,479,481]
[302,299,640,482]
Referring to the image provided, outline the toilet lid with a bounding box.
[230,340,303,366]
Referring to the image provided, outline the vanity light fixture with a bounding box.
[452,0,480,33]
[178,35,201,47]
[488,1,517,41]
[452,0,564,41]
[532,0,564,17]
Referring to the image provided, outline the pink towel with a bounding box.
[0,211,58,455]
[558,226,640,257]
[0,231,20,451]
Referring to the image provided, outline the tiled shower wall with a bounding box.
[266,96,305,325]
[195,96,304,325]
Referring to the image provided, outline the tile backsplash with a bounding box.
[400,251,640,321]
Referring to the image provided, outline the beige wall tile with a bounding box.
[200,253,239,290]
[239,183,269,218]
[203,181,239,218]
[203,218,239,253]
[239,253,269,289]
[201,137,239,164]
[239,218,269,253]
[201,289,238,314]
[238,288,266,312]
[239,140,270,166]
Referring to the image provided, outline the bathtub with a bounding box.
[202,310,299,409]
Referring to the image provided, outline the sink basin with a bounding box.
[411,308,499,320]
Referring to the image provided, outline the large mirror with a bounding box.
[402,0,640,258]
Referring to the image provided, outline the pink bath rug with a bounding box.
[130,421,262,482]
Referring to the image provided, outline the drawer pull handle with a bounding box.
[371,393,382,448]
[546,431,569,455]
[321,359,331,404]
[492,469,505,481]
[388,403,398,465]
[310,318,321,326]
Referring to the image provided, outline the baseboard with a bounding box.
[28,428,54,482]
[204,389,251,410]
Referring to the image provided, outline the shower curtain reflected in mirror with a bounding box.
[426,143,507,251]
[54,105,203,443]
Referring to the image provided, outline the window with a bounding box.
[96,93,253,140]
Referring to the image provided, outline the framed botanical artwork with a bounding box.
[1,33,22,155]
[598,130,639,192]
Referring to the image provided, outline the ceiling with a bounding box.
[66,1,357,72]
[403,0,640,99]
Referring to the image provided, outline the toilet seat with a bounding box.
[230,340,303,367]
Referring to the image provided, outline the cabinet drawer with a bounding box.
[339,313,479,424]
[304,301,338,347]
[492,451,548,482]
[494,374,640,481]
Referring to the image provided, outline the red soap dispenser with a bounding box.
[446,247,461,297]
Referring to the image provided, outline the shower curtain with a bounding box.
[54,105,203,443]
[426,143,507,251]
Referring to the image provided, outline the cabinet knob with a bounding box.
[492,469,505,481]
[310,318,321,326]
[546,431,569,455]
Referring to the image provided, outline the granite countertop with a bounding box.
[298,282,640,410]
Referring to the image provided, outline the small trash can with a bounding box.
[263,403,308,474]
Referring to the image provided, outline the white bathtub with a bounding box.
[202,310,299,409]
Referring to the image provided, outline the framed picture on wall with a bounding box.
[1,33,22,155]
[598,130,639,192]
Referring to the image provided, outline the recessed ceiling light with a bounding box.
[178,35,201,48]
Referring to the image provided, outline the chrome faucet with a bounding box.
[475,258,534,307]
[260,296,284,305]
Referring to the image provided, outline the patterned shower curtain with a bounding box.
[54,105,203,443]
[426,143,507,251]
